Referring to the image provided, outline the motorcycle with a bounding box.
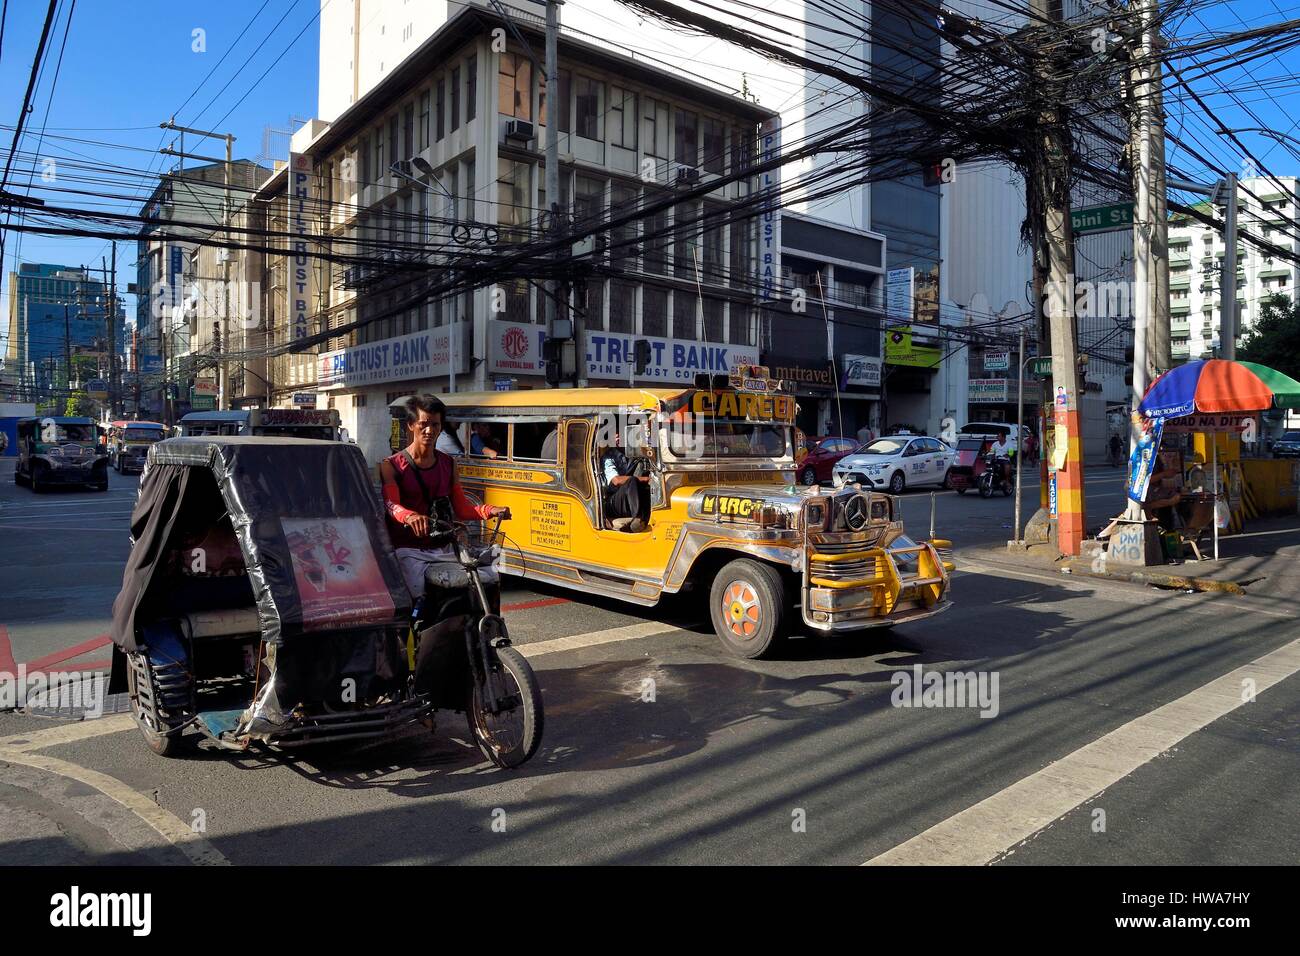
[977,452,1013,498]
[407,509,543,769]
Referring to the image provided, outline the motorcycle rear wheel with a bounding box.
[467,645,543,769]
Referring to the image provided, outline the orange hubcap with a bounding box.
[722,581,762,639]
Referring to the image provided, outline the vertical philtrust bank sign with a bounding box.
[757,117,781,303]
[289,153,314,341]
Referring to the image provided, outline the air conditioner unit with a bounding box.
[504,119,534,142]
[676,166,701,186]
[393,159,412,179]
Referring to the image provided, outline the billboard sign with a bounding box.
[587,331,760,384]
[319,327,451,389]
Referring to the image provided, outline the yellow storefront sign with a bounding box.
[884,327,941,369]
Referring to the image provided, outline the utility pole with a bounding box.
[544,0,564,383]
[1125,0,1155,521]
[1032,0,1086,555]
[159,119,236,410]
[63,304,72,395]
[109,241,118,416]
[1149,40,1171,373]
[1218,171,1238,359]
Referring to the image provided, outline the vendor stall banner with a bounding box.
[1163,412,1252,433]
[1126,416,1165,504]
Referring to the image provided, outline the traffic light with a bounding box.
[633,339,652,375]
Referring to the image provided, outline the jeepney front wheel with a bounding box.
[710,559,788,659]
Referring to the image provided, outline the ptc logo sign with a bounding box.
[501,326,530,361]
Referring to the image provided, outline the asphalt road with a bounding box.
[1,464,1295,865]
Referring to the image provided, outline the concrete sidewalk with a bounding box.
[959,513,1300,602]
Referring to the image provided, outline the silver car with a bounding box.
[833,435,954,494]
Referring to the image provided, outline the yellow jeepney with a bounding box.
[394,374,952,658]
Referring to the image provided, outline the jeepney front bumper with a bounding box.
[801,540,953,632]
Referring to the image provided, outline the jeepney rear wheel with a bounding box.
[30,463,46,493]
[710,559,787,659]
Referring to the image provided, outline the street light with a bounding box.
[390,158,458,392]
[1216,127,1300,159]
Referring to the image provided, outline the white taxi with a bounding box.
[832,435,954,494]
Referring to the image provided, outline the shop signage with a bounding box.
[318,327,452,389]
[193,379,218,397]
[85,379,109,400]
[886,268,914,321]
[983,349,1010,372]
[1163,412,1251,433]
[586,331,760,384]
[288,152,315,342]
[842,354,882,388]
[885,326,941,369]
[763,356,836,392]
[757,117,782,303]
[968,378,1008,403]
[490,320,547,374]
[292,392,317,406]
[140,353,162,374]
[190,392,216,411]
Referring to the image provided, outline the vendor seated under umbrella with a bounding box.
[1142,462,1182,531]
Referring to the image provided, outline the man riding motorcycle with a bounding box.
[379,394,510,608]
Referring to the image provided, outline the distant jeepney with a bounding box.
[14,416,110,492]
[108,420,166,474]
[179,408,341,441]
[396,370,953,658]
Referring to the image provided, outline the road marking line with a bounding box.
[863,636,1300,866]
[0,713,137,751]
[25,634,111,670]
[0,745,230,866]
[517,620,684,658]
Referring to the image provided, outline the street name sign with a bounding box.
[1071,202,1134,234]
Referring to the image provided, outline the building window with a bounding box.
[611,183,638,266]
[583,280,605,331]
[673,290,698,339]
[729,303,754,345]
[731,129,753,174]
[729,217,752,286]
[643,287,668,337]
[703,297,724,341]
[418,93,429,150]
[643,195,669,276]
[498,52,531,120]
[674,201,700,280]
[389,115,399,173]
[374,125,384,181]
[558,69,571,133]
[436,78,446,140]
[463,160,475,222]
[643,98,668,160]
[703,117,725,174]
[702,204,724,281]
[674,109,698,167]
[403,105,414,162]
[359,135,370,185]
[450,67,461,131]
[575,75,601,140]
[610,280,636,334]
[610,86,636,149]
[466,55,477,121]
[496,159,529,241]
[574,175,604,228]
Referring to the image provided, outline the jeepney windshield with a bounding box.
[666,420,791,460]
[50,424,96,443]
[124,427,163,442]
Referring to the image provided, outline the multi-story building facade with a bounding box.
[1167,177,1299,362]
[3,263,124,408]
[135,160,266,421]
[252,3,779,465]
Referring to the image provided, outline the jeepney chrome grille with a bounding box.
[808,532,882,554]
[810,555,883,581]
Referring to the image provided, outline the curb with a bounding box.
[1064,562,1247,595]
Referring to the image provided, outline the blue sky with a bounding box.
[1,0,320,342]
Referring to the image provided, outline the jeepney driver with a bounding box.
[380,394,511,600]
[600,423,651,532]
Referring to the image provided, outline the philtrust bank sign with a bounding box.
[757,117,782,303]
[288,153,314,341]
[318,328,451,389]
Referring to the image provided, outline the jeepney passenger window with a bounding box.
[563,420,593,500]
[513,422,558,462]
[467,421,505,458]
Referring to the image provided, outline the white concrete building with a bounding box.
[1167,177,1299,361]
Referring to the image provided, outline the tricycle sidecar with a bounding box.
[109,436,427,755]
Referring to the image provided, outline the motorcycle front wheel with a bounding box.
[467,645,543,769]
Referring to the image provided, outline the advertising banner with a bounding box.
[319,327,451,389]
[283,516,395,630]
[1126,417,1165,504]
[586,331,760,384]
[983,349,1010,372]
[885,326,941,369]
[1163,412,1252,433]
[842,354,881,389]
[968,378,1008,403]
[886,268,914,322]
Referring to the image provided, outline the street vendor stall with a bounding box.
[1136,359,1298,561]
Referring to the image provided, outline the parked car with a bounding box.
[798,436,859,485]
[1273,431,1300,458]
[834,435,954,493]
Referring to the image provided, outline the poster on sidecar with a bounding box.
[108,436,542,768]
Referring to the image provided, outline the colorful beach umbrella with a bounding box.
[1139,359,1275,418]
[1237,361,1300,409]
